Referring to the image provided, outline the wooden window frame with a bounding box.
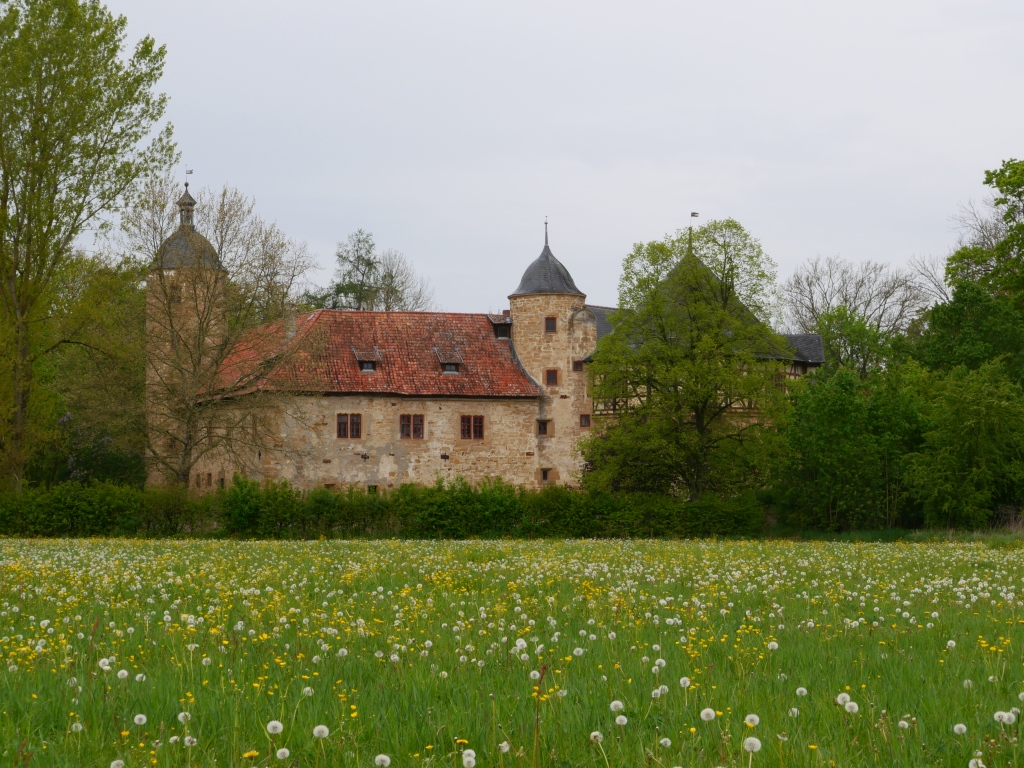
[580,414,591,428]
[545,369,558,386]
[337,413,362,439]
[460,415,485,440]
[442,362,460,373]
[400,414,411,439]
[360,360,377,372]
[544,316,556,333]
[572,360,584,372]
[537,420,550,436]
[413,414,424,439]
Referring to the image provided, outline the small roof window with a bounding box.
[353,346,381,373]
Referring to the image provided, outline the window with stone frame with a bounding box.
[579,414,591,428]
[545,369,558,386]
[537,419,551,436]
[572,360,584,372]
[461,415,485,440]
[401,414,424,439]
[544,316,556,332]
[337,413,362,438]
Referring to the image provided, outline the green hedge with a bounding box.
[0,477,765,539]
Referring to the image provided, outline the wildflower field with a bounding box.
[2,540,1023,768]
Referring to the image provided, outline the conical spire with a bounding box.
[510,224,583,297]
[177,182,196,229]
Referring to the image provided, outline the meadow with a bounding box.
[1,539,1022,768]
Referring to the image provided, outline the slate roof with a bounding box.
[784,333,826,364]
[511,244,583,296]
[216,310,541,398]
[154,227,223,271]
[586,305,615,339]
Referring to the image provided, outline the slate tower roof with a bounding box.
[153,183,224,271]
[510,225,583,296]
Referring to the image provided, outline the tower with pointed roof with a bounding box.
[145,182,229,485]
[508,226,598,485]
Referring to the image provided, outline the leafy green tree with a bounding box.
[945,159,1024,293]
[583,219,787,498]
[774,364,924,530]
[905,362,1024,528]
[913,281,1024,382]
[0,0,173,487]
[813,305,893,377]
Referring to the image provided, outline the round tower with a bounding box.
[146,184,227,485]
[509,226,597,485]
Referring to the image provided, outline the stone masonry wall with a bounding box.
[508,292,598,485]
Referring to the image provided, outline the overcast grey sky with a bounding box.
[110,0,1024,312]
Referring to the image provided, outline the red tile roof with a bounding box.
[217,310,541,398]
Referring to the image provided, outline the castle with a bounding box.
[148,189,824,491]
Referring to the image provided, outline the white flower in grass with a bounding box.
[744,714,759,727]
[117,670,128,680]
[590,731,603,743]
[184,736,197,747]
[303,686,313,696]
[313,724,330,738]
[70,722,83,732]
[374,755,391,767]
[796,687,808,697]
[462,756,475,768]
[202,657,212,667]
[845,701,859,714]
[898,720,909,729]
[994,711,1008,724]
[954,724,967,735]
[659,737,671,748]
[964,679,974,689]
[168,736,180,744]
[615,715,628,726]
[789,708,799,717]
[680,676,691,688]
[338,648,348,657]
[178,712,191,724]
[111,761,125,768]
[498,741,510,753]
[743,737,762,753]
[135,673,146,682]
[610,700,624,712]
[1004,712,1017,724]
[767,641,778,651]
[700,708,716,721]
[947,640,956,649]
[574,647,585,657]
[651,688,661,699]
[266,720,283,734]
[530,670,541,680]
[970,760,985,768]
[463,750,475,760]
[276,748,290,760]
[836,693,850,705]
[134,714,147,726]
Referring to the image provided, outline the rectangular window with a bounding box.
[537,420,550,436]
[350,413,361,439]
[544,316,556,333]
[580,414,591,428]
[541,468,550,482]
[461,415,485,440]
[206,473,212,487]
[360,360,377,372]
[413,414,424,439]
[545,369,558,386]
[572,360,584,372]
[443,362,460,373]
[337,413,348,438]
[400,414,412,438]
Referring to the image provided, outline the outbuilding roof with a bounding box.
[217,310,541,398]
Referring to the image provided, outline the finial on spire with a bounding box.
[544,217,548,247]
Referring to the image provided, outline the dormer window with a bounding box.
[434,344,463,375]
[353,345,381,373]
[443,362,460,374]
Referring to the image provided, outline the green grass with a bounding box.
[1,539,1023,767]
